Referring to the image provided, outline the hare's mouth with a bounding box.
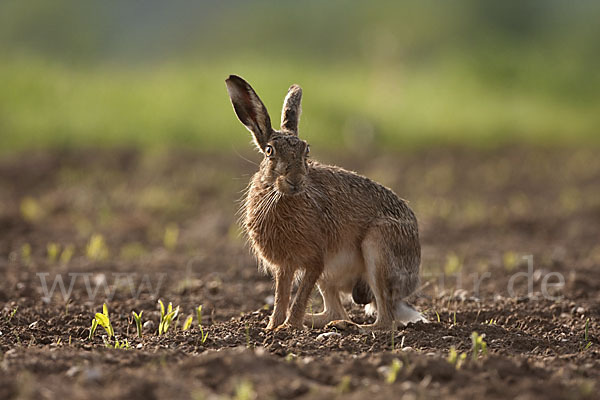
[277,178,304,196]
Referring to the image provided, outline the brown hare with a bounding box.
[226,75,426,331]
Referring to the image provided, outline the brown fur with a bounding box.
[226,75,424,330]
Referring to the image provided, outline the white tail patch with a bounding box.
[364,302,377,317]
[394,301,428,325]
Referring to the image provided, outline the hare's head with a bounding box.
[226,75,310,196]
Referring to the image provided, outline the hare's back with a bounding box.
[308,162,416,223]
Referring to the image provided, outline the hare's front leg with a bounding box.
[283,265,323,329]
[266,268,293,330]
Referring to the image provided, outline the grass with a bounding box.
[0,54,599,155]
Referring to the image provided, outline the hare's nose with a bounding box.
[285,178,303,191]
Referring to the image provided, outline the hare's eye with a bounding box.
[265,145,274,157]
[305,145,310,155]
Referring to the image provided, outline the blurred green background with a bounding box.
[1,0,599,153]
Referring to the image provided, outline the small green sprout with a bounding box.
[89,319,98,340]
[8,306,18,323]
[112,338,130,349]
[453,311,457,325]
[471,331,488,360]
[447,346,467,369]
[435,311,441,323]
[183,315,193,331]
[582,318,592,351]
[486,318,497,325]
[46,243,60,263]
[337,375,352,393]
[158,300,179,335]
[197,305,208,343]
[444,252,462,275]
[20,197,43,222]
[163,223,179,251]
[386,359,403,384]
[21,244,32,266]
[132,310,143,338]
[95,303,115,338]
[86,234,109,261]
[503,251,518,271]
[234,379,256,400]
[60,244,75,265]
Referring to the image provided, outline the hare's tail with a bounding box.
[394,301,428,324]
[363,300,427,324]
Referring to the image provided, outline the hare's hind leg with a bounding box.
[303,283,348,328]
[359,220,422,330]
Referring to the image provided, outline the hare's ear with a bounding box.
[226,75,273,151]
[280,84,302,135]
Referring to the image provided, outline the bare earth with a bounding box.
[0,147,598,399]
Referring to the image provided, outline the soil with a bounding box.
[0,146,598,399]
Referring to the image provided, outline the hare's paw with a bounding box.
[324,320,361,333]
[265,321,278,331]
[303,312,334,329]
[266,318,285,331]
[274,322,303,332]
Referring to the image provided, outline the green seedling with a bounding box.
[444,252,462,275]
[46,243,60,263]
[86,234,109,261]
[503,251,519,271]
[8,306,18,323]
[96,303,115,338]
[582,318,592,351]
[158,299,179,335]
[245,322,251,348]
[234,379,256,400]
[337,375,352,393]
[453,311,457,325]
[163,223,179,251]
[183,315,193,331]
[21,244,32,266]
[471,331,488,360]
[89,319,98,340]
[447,346,467,369]
[435,311,441,323]
[20,197,43,222]
[132,311,143,338]
[90,303,114,340]
[111,337,130,349]
[386,359,403,384]
[486,318,497,325]
[60,244,75,265]
[197,305,209,343]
